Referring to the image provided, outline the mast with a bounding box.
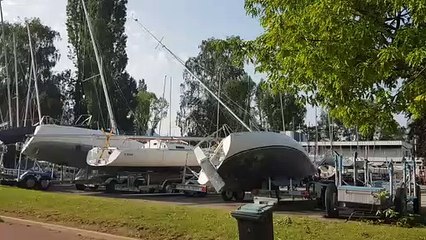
[216,70,221,138]
[0,1,12,128]
[169,76,172,136]
[158,75,166,135]
[279,92,285,132]
[13,33,19,127]
[23,65,32,127]
[27,23,42,124]
[81,0,117,132]
[132,17,251,132]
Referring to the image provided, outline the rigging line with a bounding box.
[131,16,251,132]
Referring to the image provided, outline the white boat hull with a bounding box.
[21,124,143,168]
[87,146,198,168]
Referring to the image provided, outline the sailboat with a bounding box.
[87,18,317,198]
[21,0,144,168]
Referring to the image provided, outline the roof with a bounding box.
[301,140,412,149]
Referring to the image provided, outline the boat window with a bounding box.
[176,146,185,149]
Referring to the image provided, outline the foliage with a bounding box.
[0,18,63,125]
[1,186,426,240]
[256,79,305,131]
[178,37,256,136]
[133,79,168,135]
[66,0,137,132]
[244,0,426,136]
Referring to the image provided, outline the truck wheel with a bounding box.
[105,181,117,193]
[394,187,407,215]
[221,190,233,201]
[325,183,339,218]
[75,184,86,191]
[233,191,245,202]
[38,179,51,191]
[413,185,421,214]
[22,176,37,189]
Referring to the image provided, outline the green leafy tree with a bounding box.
[133,79,168,135]
[244,0,426,137]
[177,37,256,137]
[0,18,63,126]
[66,0,137,132]
[256,80,306,132]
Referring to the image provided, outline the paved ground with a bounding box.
[0,216,137,240]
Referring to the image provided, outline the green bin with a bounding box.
[231,203,274,240]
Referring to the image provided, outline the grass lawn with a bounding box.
[0,186,425,240]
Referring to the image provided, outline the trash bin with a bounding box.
[231,203,274,240]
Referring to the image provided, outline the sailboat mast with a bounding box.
[279,92,285,132]
[158,75,166,135]
[13,33,19,127]
[0,1,12,128]
[27,23,42,124]
[133,18,251,132]
[23,65,32,127]
[81,0,117,132]
[169,76,172,136]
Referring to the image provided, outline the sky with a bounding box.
[2,0,406,135]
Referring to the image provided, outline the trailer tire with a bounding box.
[233,191,245,202]
[75,184,86,191]
[38,179,51,191]
[394,187,407,215]
[88,185,99,191]
[324,184,339,218]
[22,176,37,189]
[163,183,175,194]
[221,190,233,201]
[413,185,421,214]
[106,180,117,193]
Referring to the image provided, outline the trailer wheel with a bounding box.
[394,187,407,215]
[105,180,117,193]
[324,184,339,218]
[221,190,233,201]
[88,185,99,191]
[233,191,245,202]
[22,176,37,189]
[38,179,51,191]
[75,184,86,191]
[413,185,421,214]
[163,183,175,194]
[317,187,326,209]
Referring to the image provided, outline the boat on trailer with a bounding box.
[87,138,198,168]
[196,131,317,192]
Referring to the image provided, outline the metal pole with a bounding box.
[0,1,12,128]
[132,18,251,132]
[169,76,172,136]
[314,107,318,162]
[13,33,19,127]
[353,152,358,185]
[23,65,32,127]
[279,92,285,132]
[216,71,221,138]
[27,23,42,123]
[81,0,117,132]
[158,75,166,134]
[364,159,368,186]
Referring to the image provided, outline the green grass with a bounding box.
[0,186,425,240]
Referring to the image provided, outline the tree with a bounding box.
[0,18,63,126]
[133,80,168,135]
[255,80,306,132]
[66,0,137,132]
[177,37,256,137]
[244,0,426,137]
